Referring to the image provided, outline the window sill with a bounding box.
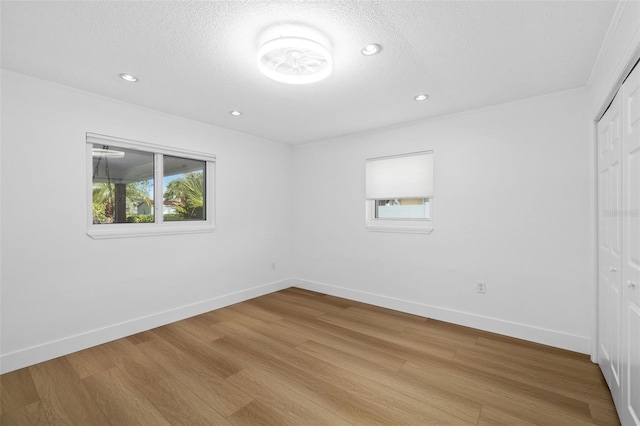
[365,223,433,234]
[87,223,216,239]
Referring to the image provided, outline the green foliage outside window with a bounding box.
[92,180,152,224]
[163,171,204,220]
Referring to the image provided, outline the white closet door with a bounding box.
[621,62,640,426]
[598,90,623,403]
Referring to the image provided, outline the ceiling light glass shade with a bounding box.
[415,94,429,101]
[257,37,333,84]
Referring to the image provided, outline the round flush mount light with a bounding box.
[361,43,382,56]
[229,110,242,116]
[414,94,429,101]
[119,73,138,82]
[257,37,333,85]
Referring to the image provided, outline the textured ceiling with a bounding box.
[1,1,617,144]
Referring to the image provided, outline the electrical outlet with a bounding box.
[476,281,486,294]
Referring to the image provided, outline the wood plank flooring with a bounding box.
[0,287,620,425]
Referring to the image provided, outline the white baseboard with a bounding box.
[292,278,591,354]
[0,279,294,374]
[1,277,591,374]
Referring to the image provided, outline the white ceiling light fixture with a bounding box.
[257,37,333,85]
[229,110,242,116]
[361,43,382,56]
[119,73,138,82]
[414,94,429,101]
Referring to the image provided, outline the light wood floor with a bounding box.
[1,287,619,425]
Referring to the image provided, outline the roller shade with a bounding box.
[365,151,433,200]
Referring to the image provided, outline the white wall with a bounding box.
[0,70,293,373]
[291,89,593,353]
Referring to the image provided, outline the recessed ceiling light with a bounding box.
[361,43,382,56]
[229,110,242,116]
[119,73,138,82]
[257,37,333,85]
[414,94,429,101]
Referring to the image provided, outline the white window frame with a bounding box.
[365,151,434,234]
[365,200,433,234]
[86,133,215,239]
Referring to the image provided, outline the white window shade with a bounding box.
[365,151,433,200]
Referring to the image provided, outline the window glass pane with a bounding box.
[375,198,430,219]
[92,145,154,224]
[163,156,206,221]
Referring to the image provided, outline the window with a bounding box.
[162,156,206,222]
[87,133,215,239]
[375,198,430,219]
[365,151,434,233]
[92,146,155,224]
